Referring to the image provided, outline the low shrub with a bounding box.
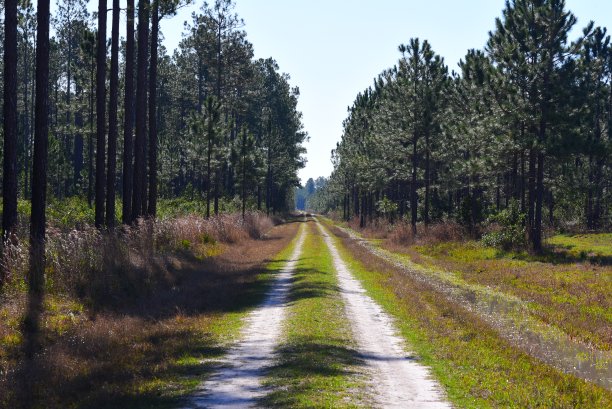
[243,212,276,239]
[481,200,526,250]
[420,221,465,245]
[388,222,415,245]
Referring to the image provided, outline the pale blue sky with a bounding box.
[75,1,612,184]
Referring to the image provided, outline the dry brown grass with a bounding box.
[0,214,299,409]
[347,217,466,246]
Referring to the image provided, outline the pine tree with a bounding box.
[487,0,577,252]
[94,0,107,227]
[105,0,120,227]
[3,0,18,242]
[123,0,135,224]
[26,0,51,357]
[147,0,160,218]
[132,0,149,222]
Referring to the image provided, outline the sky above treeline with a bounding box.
[69,1,612,184]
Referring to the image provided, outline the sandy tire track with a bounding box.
[183,223,306,409]
[316,220,451,409]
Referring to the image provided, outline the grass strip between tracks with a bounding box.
[262,220,367,408]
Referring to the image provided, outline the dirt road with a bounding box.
[185,219,451,408]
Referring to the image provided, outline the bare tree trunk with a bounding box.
[22,37,31,200]
[534,152,544,252]
[26,0,51,357]
[3,0,18,241]
[266,146,271,216]
[105,0,119,228]
[147,0,159,218]
[214,170,219,215]
[88,52,94,208]
[527,148,536,246]
[206,137,212,218]
[122,0,135,224]
[410,132,418,236]
[74,107,84,191]
[424,131,430,224]
[132,0,149,222]
[94,0,107,228]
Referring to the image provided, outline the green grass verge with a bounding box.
[262,222,367,408]
[323,220,612,409]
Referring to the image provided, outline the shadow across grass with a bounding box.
[499,246,612,266]
[286,267,341,303]
[260,336,364,408]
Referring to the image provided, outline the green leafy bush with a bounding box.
[481,200,526,250]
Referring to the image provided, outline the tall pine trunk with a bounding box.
[94,0,107,228]
[3,0,18,242]
[122,0,135,224]
[88,51,94,207]
[106,0,120,227]
[65,20,73,196]
[132,0,149,222]
[147,0,159,218]
[424,130,430,224]
[74,107,84,191]
[26,0,51,357]
[22,38,31,200]
[410,131,418,235]
[527,148,536,245]
[534,152,545,252]
[206,134,212,218]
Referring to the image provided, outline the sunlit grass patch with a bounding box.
[547,233,612,260]
[392,236,612,350]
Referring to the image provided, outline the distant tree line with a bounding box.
[294,176,326,211]
[313,0,611,252]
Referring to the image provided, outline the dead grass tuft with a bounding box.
[349,218,466,247]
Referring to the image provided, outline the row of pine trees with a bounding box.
[0,0,306,232]
[1,0,306,353]
[314,0,610,252]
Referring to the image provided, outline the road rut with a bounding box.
[184,224,306,409]
[316,220,451,409]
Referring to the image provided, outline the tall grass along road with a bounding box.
[316,219,451,408]
[184,222,306,408]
